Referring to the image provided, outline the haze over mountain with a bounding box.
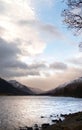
[29,87,44,94]
[44,77,82,98]
[0,77,82,97]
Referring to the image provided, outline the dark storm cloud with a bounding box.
[0,37,68,79]
[0,38,46,78]
[0,67,40,78]
[27,63,47,69]
[26,70,40,76]
[0,38,27,71]
[50,62,67,70]
[0,69,25,78]
[0,38,20,59]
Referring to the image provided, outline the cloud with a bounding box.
[50,61,67,70]
[26,62,47,69]
[0,69,40,79]
[19,66,82,90]
[0,68,41,79]
[0,39,47,78]
[40,23,64,39]
[18,20,64,39]
[0,38,28,78]
[29,0,55,8]
[68,55,82,66]
[0,0,66,58]
[26,70,40,76]
[0,0,46,56]
[0,38,20,59]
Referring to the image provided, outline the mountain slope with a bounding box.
[0,78,33,95]
[44,77,82,98]
[9,80,35,95]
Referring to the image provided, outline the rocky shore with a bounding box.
[19,111,82,130]
[43,111,82,130]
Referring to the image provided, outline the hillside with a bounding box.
[0,78,34,95]
[9,80,35,95]
[9,80,44,94]
[44,77,82,98]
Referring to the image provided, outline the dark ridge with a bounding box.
[42,77,82,98]
[0,77,32,95]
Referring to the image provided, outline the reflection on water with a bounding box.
[0,96,82,130]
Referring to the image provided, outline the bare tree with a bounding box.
[62,0,82,35]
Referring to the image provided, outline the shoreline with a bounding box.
[43,111,82,130]
[19,111,82,130]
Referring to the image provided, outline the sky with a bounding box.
[0,0,82,90]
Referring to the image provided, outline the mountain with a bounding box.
[9,80,44,94]
[44,77,82,98]
[0,78,34,95]
[9,80,35,95]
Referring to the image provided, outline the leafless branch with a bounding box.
[62,0,82,35]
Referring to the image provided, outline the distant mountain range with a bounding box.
[44,77,82,98]
[0,77,82,97]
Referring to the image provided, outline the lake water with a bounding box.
[0,96,82,130]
